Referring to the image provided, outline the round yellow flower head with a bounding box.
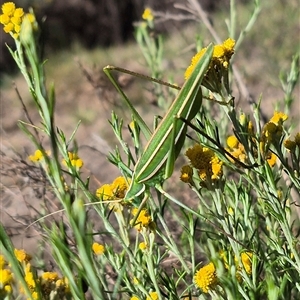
[139,242,148,251]
[227,135,239,149]
[213,44,225,58]
[92,242,105,255]
[194,262,217,293]
[222,38,235,56]
[146,291,159,300]
[28,149,50,162]
[0,254,6,268]
[180,165,193,183]
[266,152,277,167]
[131,208,152,231]
[142,8,154,21]
[237,252,253,275]
[41,271,59,282]
[64,152,84,169]
[0,268,13,287]
[96,184,114,200]
[270,111,288,125]
[185,144,223,181]
[184,48,207,80]
[111,176,129,198]
[14,248,32,263]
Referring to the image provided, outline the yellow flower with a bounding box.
[14,7,24,18]
[241,252,253,275]
[185,144,223,182]
[139,242,148,251]
[56,277,70,293]
[0,268,13,286]
[142,8,154,21]
[0,2,26,38]
[184,38,235,96]
[194,262,217,293]
[2,2,15,16]
[210,156,223,179]
[228,206,234,216]
[270,111,288,125]
[184,48,207,80]
[0,13,10,24]
[266,152,277,167]
[260,112,288,157]
[130,296,140,300]
[223,38,235,54]
[219,250,229,270]
[227,135,239,149]
[146,291,159,300]
[24,265,37,292]
[63,152,84,169]
[131,208,152,231]
[226,135,248,165]
[4,284,12,294]
[14,248,32,263]
[111,176,129,198]
[92,242,105,255]
[96,184,114,200]
[0,255,5,268]
[180,165,193,183]
[41,272,59,282]
[213,44,225,58]
[96,177,129,203]
[28,149,50,162]
[235,252,253,275]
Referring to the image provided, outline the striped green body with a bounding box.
[125,44,214,202]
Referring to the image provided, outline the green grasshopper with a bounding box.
[103,43,213,204]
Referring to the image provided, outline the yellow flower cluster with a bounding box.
[0,2,35,39]
[96,176,129,201]
[184,38,235,82]
[220,250,253,281]
[63,152,84,169]
[0,255,13,296]
[227,133,277,167]
[14,248,32,263]
[1,249,71,298]
[226,111,287,168]
[260,111,288,155]
[195,251,253,293]
[194,262,217,293]
[23,263,38,299]
[130,208,153,232]
[181,144,223,186]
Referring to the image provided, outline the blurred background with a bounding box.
[1,0,243,75]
